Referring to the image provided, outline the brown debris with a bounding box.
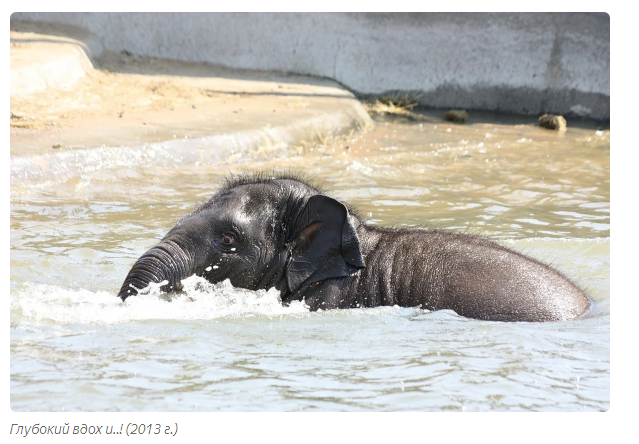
[443,110,469,123]
[538,114,567,131]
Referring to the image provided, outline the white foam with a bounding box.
[11,276,309,326]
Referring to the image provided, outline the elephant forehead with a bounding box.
[215,185,280,220]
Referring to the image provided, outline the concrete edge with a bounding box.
[10,20,104,59]
[10,21,103,96]
[10,48,93,96]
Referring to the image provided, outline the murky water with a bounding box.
[10,114,609,411]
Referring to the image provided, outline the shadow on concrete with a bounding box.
[202,89,353,99]
[97,51,609,129]
[94,49,352,92]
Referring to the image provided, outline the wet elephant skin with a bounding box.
[118,174,590,322]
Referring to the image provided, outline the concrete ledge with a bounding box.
[10,21,103,96]
[11,12,610,119]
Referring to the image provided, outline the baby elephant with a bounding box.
[119,174,590,322]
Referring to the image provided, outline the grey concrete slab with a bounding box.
[11,12,610,119]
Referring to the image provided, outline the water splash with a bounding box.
[11,276,309,326]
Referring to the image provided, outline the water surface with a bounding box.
[10,115,610,411]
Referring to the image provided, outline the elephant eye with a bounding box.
[213,233,237,252]
[220,234,235,245]
[213,229,239,252]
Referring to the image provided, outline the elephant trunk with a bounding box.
[118,238,196,300]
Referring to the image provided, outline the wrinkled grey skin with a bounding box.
[119,175,591,322]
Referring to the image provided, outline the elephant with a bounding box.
[118,174,591,322]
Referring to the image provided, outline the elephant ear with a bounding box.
[286,195,365,293]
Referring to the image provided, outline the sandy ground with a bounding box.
[11,49,332,129]
[10,46,355,127]
[10,28,369,157]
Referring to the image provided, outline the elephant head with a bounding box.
[118,176,366,301]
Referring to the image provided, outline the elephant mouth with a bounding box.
[250,248,291,292]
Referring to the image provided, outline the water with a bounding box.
[10,114,610,411]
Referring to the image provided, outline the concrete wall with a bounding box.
[11,12,610,120]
